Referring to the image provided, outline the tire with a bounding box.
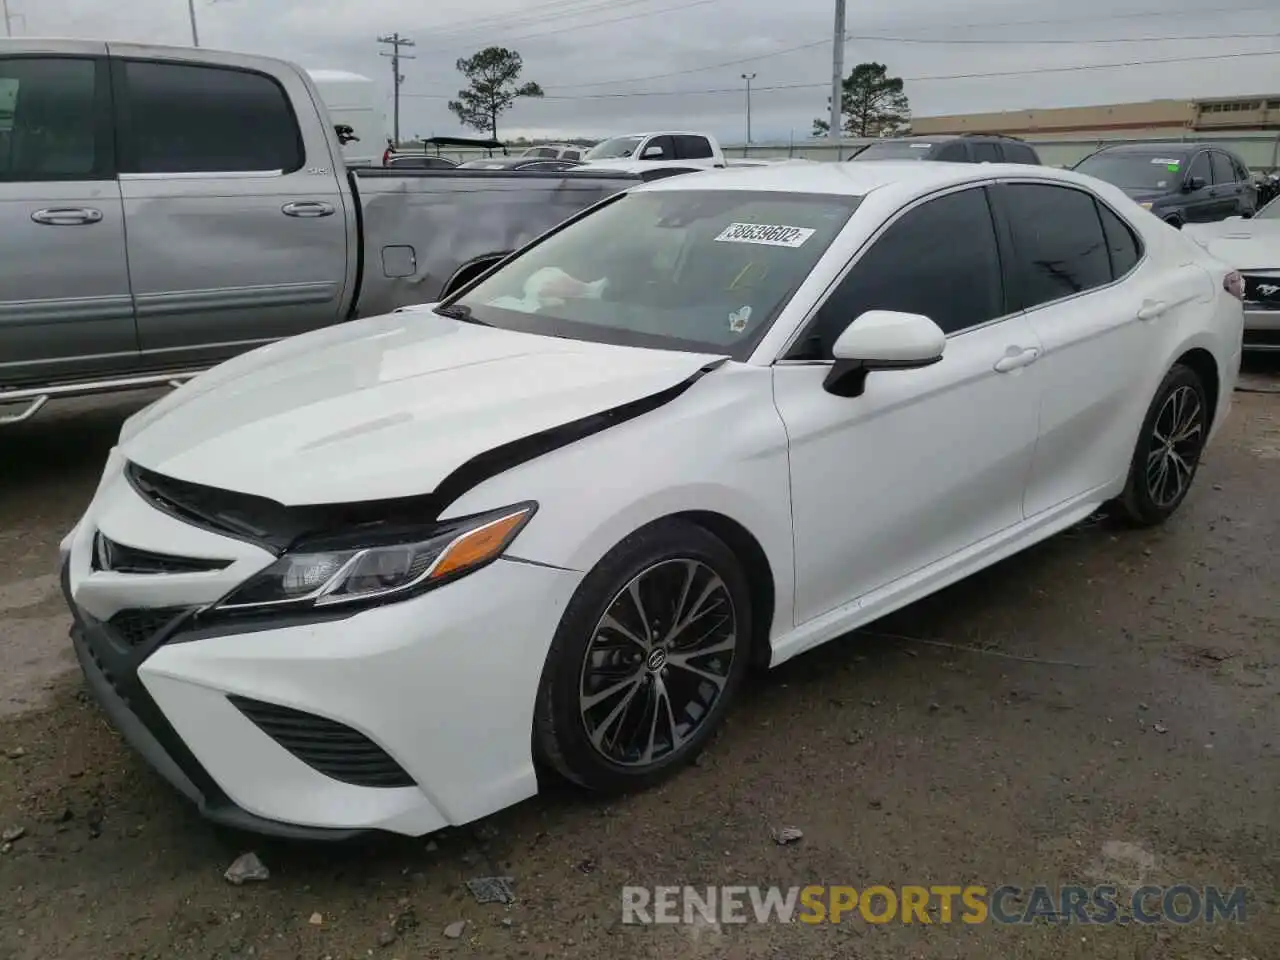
[1113,364,1209,527]
[533,519,752,793]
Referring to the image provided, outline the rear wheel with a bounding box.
[534,520,751,793]
[1113,364,1209,526]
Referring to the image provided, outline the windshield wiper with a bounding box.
[433,303,491,326]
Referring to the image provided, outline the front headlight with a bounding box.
[216,502,536,612]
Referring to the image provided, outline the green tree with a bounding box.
[447,47,544,140]
[811,62,910,138]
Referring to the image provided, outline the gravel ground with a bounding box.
[0,360,1277,960]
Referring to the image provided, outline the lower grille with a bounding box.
[107,608,191,648]
[1244,328,1280,347]
[93,532,231,575]
[228,696,415,788]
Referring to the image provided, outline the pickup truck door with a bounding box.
[0,49,138,390]
[638,135,676,162]
[109,48,351,370]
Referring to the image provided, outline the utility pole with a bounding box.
[741,73,756,150]
[377,33,416,147]
[2,0,24,38]
[187,0,200,46]
[829,0,846,155]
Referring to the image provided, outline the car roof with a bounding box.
[636,160,1079,198]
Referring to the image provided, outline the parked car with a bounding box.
[1184,195,1280,350]
[519,144,585,162]
[0,39,644,425]
[1072,142,1257,227]
[850,134,1041,165]
[578,131,726,170]
[386,154,459,170]
[457,157,582,172]
[60,160,1241,839]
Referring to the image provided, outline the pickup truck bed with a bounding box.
[0,39,643,424]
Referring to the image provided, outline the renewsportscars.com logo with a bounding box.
[621,884,1249,926]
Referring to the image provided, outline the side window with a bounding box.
[118,60,303,174]
[933,141,969,162]
[795,187,1004,359]
[563,149,581,161]
[674,135,714,159]
[1210,152,1235,185]
[1004,142,1039,165]
[971,141,1002,163]
[1001,183,1112,309]
[1232,156,1250,181]
[1096,202,1142,279]
[640,135,675,160]
[0,56,107,181]
[1186,152,1211,186]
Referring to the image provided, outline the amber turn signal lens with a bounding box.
[430,508,533,580]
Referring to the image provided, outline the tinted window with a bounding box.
[795,187,1003,358]
[0,56,105,181]
[1210,152,1236,185]
[1186,152,1211,186]
[563,149,581,160]
[971,141,1002,163]
[674,135,714,159]
[641,135,674,160]
[119,60,303,174]
[1097,203,1141,278]
[1001,184,1111,309]
[934,141,969,162]
[1003,142,1039,165]
[850,140,933,160]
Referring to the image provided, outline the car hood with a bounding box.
[120,308,725,506]
[1117,187,1168,204]
[1182,219,1280,271]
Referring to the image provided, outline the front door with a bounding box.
[1182,152,1218,223]
[773,185,1043,625]
[0,51,137,389]
[112,53,349,371]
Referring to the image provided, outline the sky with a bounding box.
[15,0,1280,143]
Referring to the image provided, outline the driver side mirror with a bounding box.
[823,311,946,398]
[1183,176,1207,192]
[641,144,666,159]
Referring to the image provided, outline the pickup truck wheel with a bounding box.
[1112,364,1208,527]
[533,519,751,793]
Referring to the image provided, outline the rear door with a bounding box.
[1182,152,1217,223]
[111,48,349,370]
[673,135,716,165]
[992,180,1162,516]
[933,141,970,162]
[1209,151,1244,218]
[0,47,136,388]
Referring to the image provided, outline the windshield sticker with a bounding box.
[1150,158,1180,166]
[728,305,752,333]
[715,223,816,248]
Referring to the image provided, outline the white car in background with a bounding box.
[62,162,1242,839]
[1184,196,1280,351]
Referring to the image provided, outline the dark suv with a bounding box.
[849,134,1041,165]
[1073,142,1256,227]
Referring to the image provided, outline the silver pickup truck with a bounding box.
[0,39,644,425]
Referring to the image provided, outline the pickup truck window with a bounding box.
[117,60,304,174]
[584,136,643,161]
[674,135,714,160]
[0,56,106,181]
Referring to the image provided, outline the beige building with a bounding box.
[913,94,1280,141]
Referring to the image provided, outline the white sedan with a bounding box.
[61,161,1243,839]
[1184,195,1280,352]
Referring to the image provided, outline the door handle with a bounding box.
[30,207,103,226]
[1136,300,1168,321]
[281,200,335,218]
[993,346,1040,373]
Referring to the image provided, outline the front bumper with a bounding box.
[63,454,583,838]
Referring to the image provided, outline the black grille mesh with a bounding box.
[227,696,415,788]
[93,533,230,575]
[106,608,191,648]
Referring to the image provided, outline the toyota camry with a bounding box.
[61,161,1243,838]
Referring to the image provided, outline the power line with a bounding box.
[420,0,666,42]
[548,29,1278,91]
[401,47,1280,101]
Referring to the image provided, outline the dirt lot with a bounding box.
[1,362,1277,960]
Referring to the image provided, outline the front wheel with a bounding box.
[533,519,752,793]
[1113,364,1209,526]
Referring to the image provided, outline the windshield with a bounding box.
[1257,195,1280,220]
[446,190,861,360]
[585,136,643,161]
[852,141,933,161]
[1074,152,1186,191]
